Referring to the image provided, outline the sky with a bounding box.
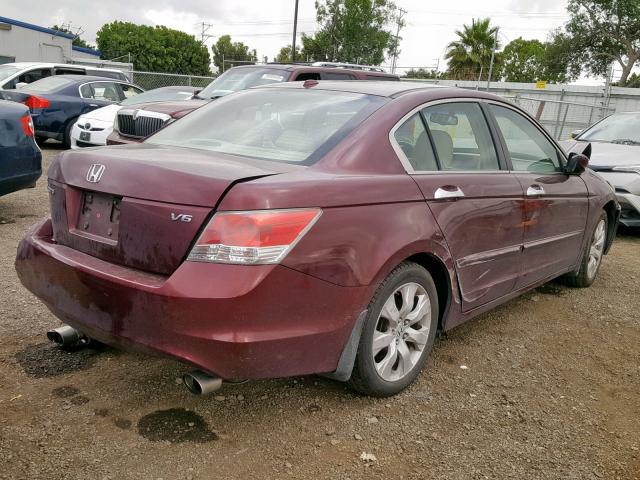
[3,0,603,81]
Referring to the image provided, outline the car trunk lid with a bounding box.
[47,144,296,275]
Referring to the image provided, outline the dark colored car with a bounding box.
[16,82,619,397]
[0,100,41,197]
[107,63,399,144]
[0,75,143,147]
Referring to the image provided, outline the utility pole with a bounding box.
[200,22,214,44]
[291,0,300,63]
[391,7,407,74]
[486,27,499,91]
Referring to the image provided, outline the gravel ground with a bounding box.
[0,144,639,480]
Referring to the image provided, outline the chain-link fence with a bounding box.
[124,71,217,91]
[505,95,615,140]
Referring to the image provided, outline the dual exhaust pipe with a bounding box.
[47,325,225,396]
[47,325,91,348]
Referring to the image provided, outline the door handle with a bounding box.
[434,186,465,199]
[526,185,546,196]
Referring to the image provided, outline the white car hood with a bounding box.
[78,104,121,124]
[561,140,640,168]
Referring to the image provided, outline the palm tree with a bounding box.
[445,18,501,81]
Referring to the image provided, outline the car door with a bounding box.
[392,100,525,312]
[486,103,589,288]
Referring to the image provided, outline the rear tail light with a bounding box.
[187,208,322,265]
[20,114,35,137]
[23,95,50,109]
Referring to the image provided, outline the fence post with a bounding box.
[553,89,566,139]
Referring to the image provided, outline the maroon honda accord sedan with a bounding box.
[16,81,620,397]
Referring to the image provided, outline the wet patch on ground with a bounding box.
[52,385,80,398]
[113,418,132,430]
[137,408,217,443]
[535,284,567,296]
[14,343,104,378]
[69,395,90,406]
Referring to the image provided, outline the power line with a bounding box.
[199,22,214,44]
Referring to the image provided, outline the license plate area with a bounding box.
[76,191,121,242]
[79,131,91,142]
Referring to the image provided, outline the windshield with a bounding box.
[147,88,386,164]
[579,113,640,144]
[0,65,19,82]
[22,76,73,93]
[198,68,291,99]
[120,87,195,106]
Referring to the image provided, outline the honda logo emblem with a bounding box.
[86,164,105,183]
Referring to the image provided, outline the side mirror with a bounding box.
[565,152,589,174]
[16,82,28,89]
[570,129,582,139]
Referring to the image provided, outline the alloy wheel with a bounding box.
[587,218,606,280]
[372,282,431,382]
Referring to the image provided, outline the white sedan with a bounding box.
[70,86,198,149]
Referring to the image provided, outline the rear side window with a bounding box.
[366,74,398,81]
[118,83,143,99]
[393,113,438,171]
[489,104,563,173]
[54,68,85,75]
[422,103,499,171]
[18,68,52,84]
[81,82,121,102]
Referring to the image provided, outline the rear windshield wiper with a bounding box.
[611,138,640,145]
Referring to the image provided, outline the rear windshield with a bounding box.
[120,87,194,106]
[198,68,291,99]
[0,65,19,82]
[147,88,386,164]
[86,69,125,80]
[22,76,73,92]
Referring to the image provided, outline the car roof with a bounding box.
[259,80,445,97]
[228,63,397,75]
[53,75,132,83]
[2,62,121,72]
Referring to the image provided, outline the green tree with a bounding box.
[51,25,94,49]
[212,35,257,72]
[404,68,444,79]
[445,18,501,81]
[96,22,211,75]
[563,0,640,86]
[499,38,546,82]
[301,0,397,65]
[275,44,302,63]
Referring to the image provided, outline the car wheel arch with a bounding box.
[369,243,459,333]
[602,200,618,254]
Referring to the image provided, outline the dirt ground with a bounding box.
[0,143,638,480]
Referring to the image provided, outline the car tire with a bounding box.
[562,211,608,288]
[62,119,76,149]
[348,261,439,397]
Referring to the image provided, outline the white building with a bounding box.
[0,15,102,64]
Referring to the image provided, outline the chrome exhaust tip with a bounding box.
[183,370,223,395]
[46,325,89,348]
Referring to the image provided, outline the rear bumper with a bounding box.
[15,219,368,379]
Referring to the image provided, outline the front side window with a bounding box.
[148,89,386,164]
[321,72,356,80]
[490,104,563,173]
[423,102,499,171]
[393,113,437,171]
